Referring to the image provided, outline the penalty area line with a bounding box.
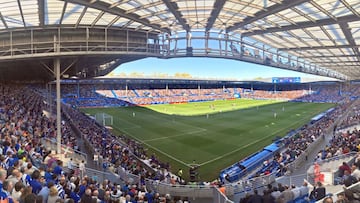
[112,125,192,168]
[122,126,141,130]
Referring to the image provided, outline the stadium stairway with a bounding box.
[292,123,360,177]
[188,198,214,203]
[133,89,140,97]
[289,134,331,176]
[111,89,118,98]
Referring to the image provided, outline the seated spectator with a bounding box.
[271,187,281,200]
[344,189,360,203]
[299,181,309,197]
[291,184,301,200]
[343,170,358,187]
[323,196,334,203]
[247,189,263,203]
[310,182,326,201]
[278,185,294,203]
[339,162,352,177]
[80,188,92,203]
[352,164,360,181]
[263,189,275,203]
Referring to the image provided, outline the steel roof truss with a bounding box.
[139,10,168,19]
[309,1,337,21]
[0,12,8,29]
[62,0,169,33]
[320,26,337,45]
[226,0,310,32]
[75,6,87,28]
[279,44,360,51]
[17,0,26,27]
[291,7,316,23]
[106,16,121,28]
[91,11,105,27]
[119,20,134,30]
[243,14,360,37]
[339,22,360,62]
[125,1,163,14]
[59,2,68,25]
[339,0,360,17]
[38,0,45,26]
[161,0,190,32]
[205,0,226,32]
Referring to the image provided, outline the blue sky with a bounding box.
[110,57,333,81]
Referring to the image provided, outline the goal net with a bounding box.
[94,112,113,126]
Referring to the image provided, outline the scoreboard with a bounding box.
[272,77,301,84]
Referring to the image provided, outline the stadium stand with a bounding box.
[59,80,351,108]
[2,80,360,203]
[0,83,196,203]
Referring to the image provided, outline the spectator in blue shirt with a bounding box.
[38,181,54,203]
[53,160,63,176]
[30,170,43,194]
[0,180,13,203]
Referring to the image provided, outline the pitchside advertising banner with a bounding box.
[272,77,301,84]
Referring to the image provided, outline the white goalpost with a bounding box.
[94,112,113,126]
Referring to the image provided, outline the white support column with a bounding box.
[54,33,62,154]
[55,58,61,154]
[49,82,52,113]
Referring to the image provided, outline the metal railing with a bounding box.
[316,181,360,203]
[41,137,87,163]
[276,173,309,187]
[0,26,345,79]
[56,100,360,203]
[214,187,235,203]
[63,164,118,185]
[110,165,238,201]
[306,152,357,186]
[309,152,357,170]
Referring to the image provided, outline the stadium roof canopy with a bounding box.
[0,0,360,81]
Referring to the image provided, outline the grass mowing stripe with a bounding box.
[198,114,311,167]
[112,125,192,167]
[122,126,141,130]
[143,128,207,142]
[82,100,335,180]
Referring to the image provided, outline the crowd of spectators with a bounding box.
[241,89,306,101]
[58,82,360,184]
[248,101,350,179]
[5,81,360,203]
[52,82,360,108]
[239,182,310,203]
[309,99,360,172]
[293,84,360,103]
[58,83,341,108]
[0,84,193,203]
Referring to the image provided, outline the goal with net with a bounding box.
[94,112,113,126]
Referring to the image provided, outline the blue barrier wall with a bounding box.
[220,143,280,182]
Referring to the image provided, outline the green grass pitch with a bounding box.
[82,99,335,181]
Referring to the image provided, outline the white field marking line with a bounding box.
[198,115,312,167]
[198,138,266,167]
[122,126,142,130]
[143,128,207,142]
[113,117,142,129]
[142,112,207,131]
[168,119,207,131]
[112,125,192,167]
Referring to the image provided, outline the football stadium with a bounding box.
[1,0,360,203]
